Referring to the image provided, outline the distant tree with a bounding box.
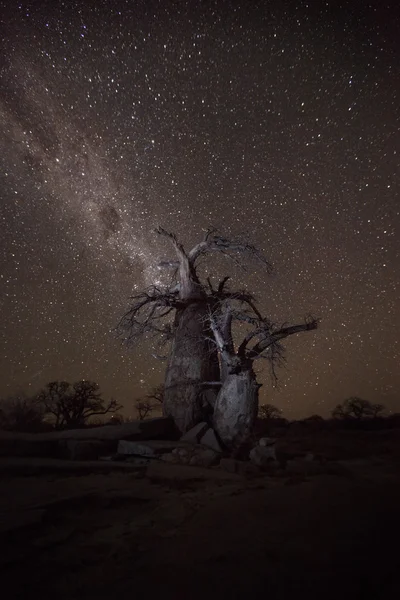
[0,393,44,432]
[146,384,164,406]
[258,403,282,420]
[332,397,385,420]
[135,398,153,420]
[369,403,386,418]
[37,380,122,429]
[304,414,325,423]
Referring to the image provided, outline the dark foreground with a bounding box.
[0,455,399,600]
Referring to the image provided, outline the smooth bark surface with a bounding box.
[213,366,259,449]
[163,302,220,433]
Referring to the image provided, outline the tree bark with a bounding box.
[163,302,220,433]
[212,365,259,449]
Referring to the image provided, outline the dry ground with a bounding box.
[0,440,399,599]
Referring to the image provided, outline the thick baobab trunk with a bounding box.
[212,365,259,449]
[163,302,220,433]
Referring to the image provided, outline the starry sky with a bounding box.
[0,0,399,419]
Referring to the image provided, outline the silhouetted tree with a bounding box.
[258,403,282,420]
[37,380,122,429]
[135,399,153,420]
[146,384,164,406]
[0,393,44,432]
[332,397,385,420]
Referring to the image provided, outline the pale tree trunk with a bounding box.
[212,363,259,449]
[158,229,222,433]
[163,302,220,433]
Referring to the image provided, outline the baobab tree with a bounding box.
[209,301,318,448]
[119,227,271,433]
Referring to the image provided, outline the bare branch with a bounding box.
[188,231,273,273]
[155,226,188,263]
[248,317,319,360]
[117,285,180,346]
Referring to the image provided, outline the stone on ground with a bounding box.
[199,429,223,453]
[117,439,186,457]
[180,422,209,444]
[249,445,277,468]
[259,437,277,447]
[189,449,219,468]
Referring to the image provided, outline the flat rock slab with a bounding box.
[117,439,195,457]
[199,429,223,453]
[180,422,209,444]
[0,418,177,459]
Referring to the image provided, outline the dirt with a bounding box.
[0,456,399,599]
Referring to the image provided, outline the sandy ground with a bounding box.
[1,456,399,600]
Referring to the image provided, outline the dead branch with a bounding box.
[117,285,181,345]
[248,316,319,360]
[188,230,273,273]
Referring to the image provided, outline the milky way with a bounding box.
[0,0,399,418]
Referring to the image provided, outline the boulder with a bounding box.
[259,437,277,447]
[180,422,209,444]
[160,453,179,464]
[249,445,277,468]
[50,417,176,441]
[199,429,223,453]
[189,449,220,468]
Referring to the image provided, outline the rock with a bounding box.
[259,437,277,447]
[180,422,209,444]
[189,449,219,468]
[199,429,223,453]
[0,418,177,460]
[173,447,190,457]
[160,453,179,464]
[52,418,175,442]
[125,456,151,466]
[118,440,157,457]
[117,439,186,457]
[249,445,277,468]
[60,440,112,461]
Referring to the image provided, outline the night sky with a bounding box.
[0,0,399,419]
